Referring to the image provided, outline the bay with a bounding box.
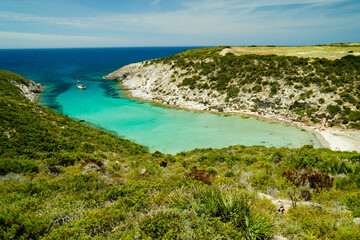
[0,47,321,153]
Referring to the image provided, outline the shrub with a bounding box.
[226,85,239,100]
[252,85,262,93]
[342,193,360,217]
[69,174,104,192]
[140,211,182,239]
[283,168,334,192]
[269,85,278,96]
[284,206,355,239]
[74,207,125,236]
[184,167,212,185]
[43,152,76,167]
[0,208,51,239]
[349,111,360,122]
[225,171,235,177]
[341,92,357,104]
[327,105,341,117]
[43,207,125,239]
[205,167,218,176]
[0,158,38,175]
[349,122,360,129]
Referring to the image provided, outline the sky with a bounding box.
[0,0,359,48]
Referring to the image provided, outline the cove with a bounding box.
[57,80,321,154]
[0,47,322,154]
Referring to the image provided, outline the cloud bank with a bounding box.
[0,0,359,48]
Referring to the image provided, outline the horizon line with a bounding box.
[0,42,359,50]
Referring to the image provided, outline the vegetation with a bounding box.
[1,70,360,239]
[148,46,360,128]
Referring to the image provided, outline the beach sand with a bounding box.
[314,129,360,152]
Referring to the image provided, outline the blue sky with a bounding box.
[0,0,359,48]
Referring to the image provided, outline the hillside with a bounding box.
[105,45,360,130]
[221,43,360,59]
[1,70,360,239]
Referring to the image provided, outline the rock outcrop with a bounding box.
[12,79,42,102]
[105,62,329,126]
[104,49,360,129]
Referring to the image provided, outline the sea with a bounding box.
[0,47,322,154]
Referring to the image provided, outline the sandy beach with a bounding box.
[314,128,360,152]
[232,110,360,153]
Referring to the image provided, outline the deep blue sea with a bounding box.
[0,47,321,153]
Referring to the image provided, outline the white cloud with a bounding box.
[0,0,358,47]
[0,31,108,41]
[183,0,345,10]
[0,31,128,48]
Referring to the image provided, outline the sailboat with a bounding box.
[77,74,86,89]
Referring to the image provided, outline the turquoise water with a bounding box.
[57,80,321,153]
[0,47,321,153]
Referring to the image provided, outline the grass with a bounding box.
[223,43,360,59]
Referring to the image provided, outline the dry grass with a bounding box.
[221,43,360,59]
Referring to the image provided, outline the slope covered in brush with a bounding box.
[0,70,147,175]
[1,70,360,239]
[108,45,360,128]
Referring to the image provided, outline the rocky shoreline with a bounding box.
[105,62,360,152]
[12,78,42,102]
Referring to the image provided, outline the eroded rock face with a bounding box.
[105,61,340,127]
[12,79,42,102]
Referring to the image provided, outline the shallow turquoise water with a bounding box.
[58,81,321,154]
[0,47,322,154]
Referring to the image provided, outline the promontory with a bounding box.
[105,44,360,151]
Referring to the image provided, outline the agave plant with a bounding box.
[168,184,274,239]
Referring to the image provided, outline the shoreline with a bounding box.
[114,81,360,153]
[104,60,360,153]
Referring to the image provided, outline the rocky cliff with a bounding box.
[105,47,360,129]
[11,77,42,102]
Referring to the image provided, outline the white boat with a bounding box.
[77,75,86,89]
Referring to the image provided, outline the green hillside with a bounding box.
[1,70,360,239]
[148,46,360,128]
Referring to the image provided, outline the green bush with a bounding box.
[349,111,360,122]
[226,85,239,100]
[140,211,183,239]
[342,193,360,217]
[283,206,356,239]
[341,92,357,104]
[327,105,341,117]
[0,208,51,239]
[75,207,125,236]
[0,158,38,175]
[252,85,262,93]
[206,167,219,176]
[69,174,104,192]
[44,152,77,167]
